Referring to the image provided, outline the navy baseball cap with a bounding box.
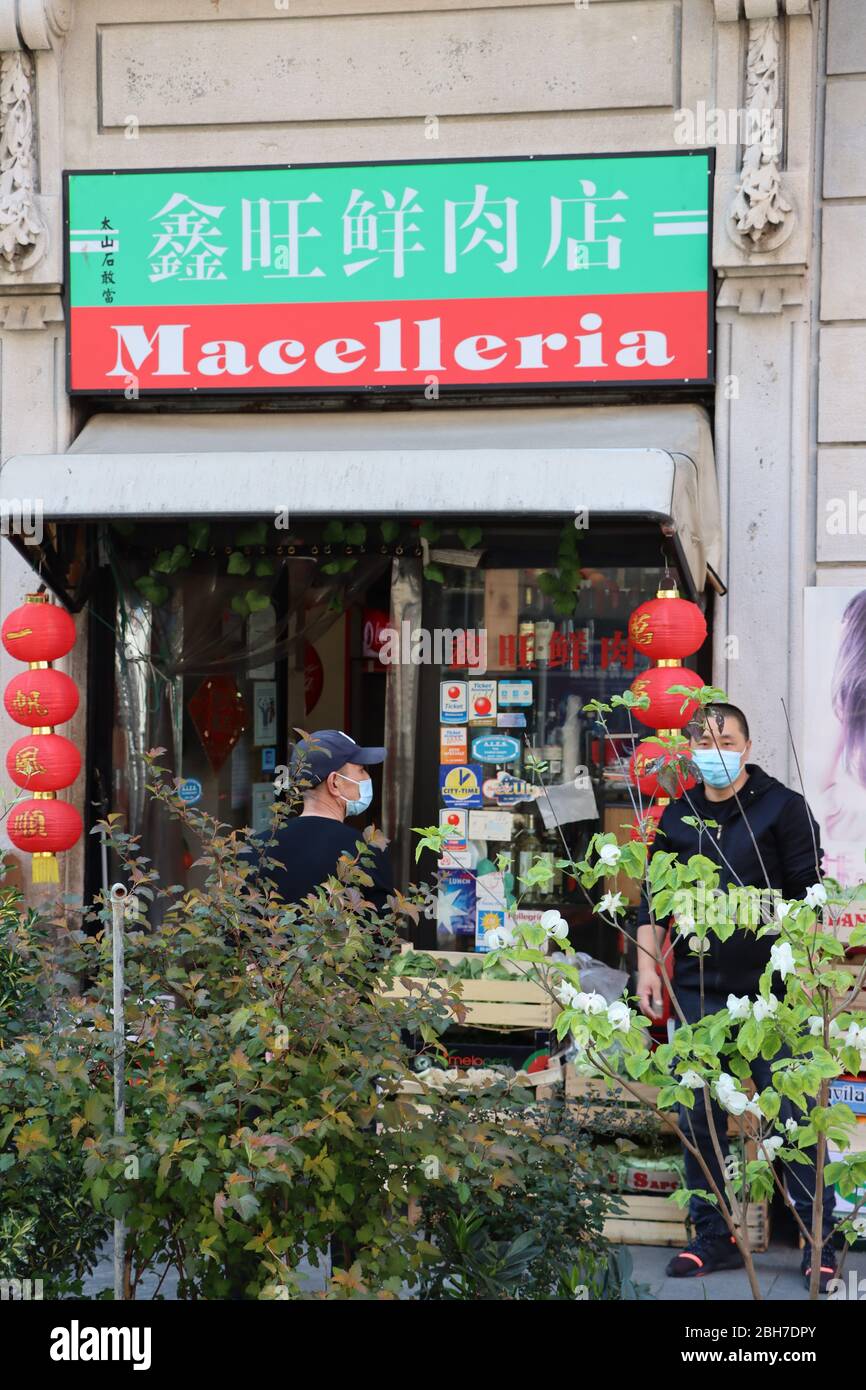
[290,729,386,786]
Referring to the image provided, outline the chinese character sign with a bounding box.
[65,153,712,393]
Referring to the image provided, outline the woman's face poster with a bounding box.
[805,587,866,891]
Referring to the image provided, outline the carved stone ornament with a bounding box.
[729,17,794,252]
[0,50,46,270]
[0,0,74,274]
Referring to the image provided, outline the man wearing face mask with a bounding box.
[265,730,393,913]
[635,702,837,1289]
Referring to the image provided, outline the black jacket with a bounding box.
[636,765,822,995]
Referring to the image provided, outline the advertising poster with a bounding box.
[804,587,866,895]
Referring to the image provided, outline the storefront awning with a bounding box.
[1,402,720,591]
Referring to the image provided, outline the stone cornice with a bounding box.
[716,270,806,315]
[714,1,813,19]
[0,293,63,328]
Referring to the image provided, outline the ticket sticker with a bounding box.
[468,679,497,720]
[440,680,468,723]
[440,726,468,764]
[439,808,468,850]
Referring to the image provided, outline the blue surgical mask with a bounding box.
[693,748,744,789]
[334,773,373,817]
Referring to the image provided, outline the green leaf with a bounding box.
[245,589,272,613]
[380,520,400,543]
[457,526,483,550]
[419,522,440,543]
[423,564,446,584]
[323,520,345,543]
[254,558,275,578]
[231,595,250,617]
[188,520,211,551]
[227,552,251,576]
[235,522,268,547]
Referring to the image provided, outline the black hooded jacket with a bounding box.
[636,764,823,995]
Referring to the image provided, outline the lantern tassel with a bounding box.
[32,852,59,884]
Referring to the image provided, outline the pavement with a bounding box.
[627,1240,866,1301]
[80,1236,866,1300]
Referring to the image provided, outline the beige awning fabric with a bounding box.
[1,401,720,590]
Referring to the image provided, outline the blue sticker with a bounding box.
[179,777,202,805]
[470,733,521,764]
[261,747,277,771]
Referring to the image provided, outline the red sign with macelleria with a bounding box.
[66,153,713,394]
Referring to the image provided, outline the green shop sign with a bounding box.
[65,151,713,395]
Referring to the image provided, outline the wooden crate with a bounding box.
[605,1193,770,1251]
[380,948,560,1030]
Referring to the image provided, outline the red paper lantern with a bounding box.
[1,596,75,662]
[4,668,79,727]
[630,802,667,845]
[8,798,83,880]
[7,734,81,792]
[628,593,707,661]
[629,665,704,730]
[629,737,697,798]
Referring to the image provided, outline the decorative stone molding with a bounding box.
[0,1,74,275]
[714,1,813,18]
[716,272,805,315]
[728,16,794,253]
[0,293,63,328]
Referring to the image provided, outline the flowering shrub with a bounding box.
[471,687,866,1301]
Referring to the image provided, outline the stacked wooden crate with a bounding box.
[565,1071,771,1251]
[379,947,560,1031]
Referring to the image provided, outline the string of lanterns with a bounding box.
[2,594,82,883]
[626,582,707,844]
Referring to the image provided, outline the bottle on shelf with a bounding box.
[518,581,539,669]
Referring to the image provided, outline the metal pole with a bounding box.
[111,883,128,1301]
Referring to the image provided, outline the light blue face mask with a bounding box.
[693,748,744,789]
[334,772,374,817]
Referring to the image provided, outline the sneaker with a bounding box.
[665,1233,745,1278]
[801,1241,837,1294]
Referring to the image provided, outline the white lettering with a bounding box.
[107,324,189,377]
[515,332,568,370]
[313,337,366,374]
[615,330,674,367]
[198,340,252,376]
[453,334,507,371]
[258,338,306,375]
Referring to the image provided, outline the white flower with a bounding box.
[554,979,581,1010]
[844,1022,866,1050]
[680,1069,705,1089]
[757,1135,784,1161]
[774,898,793,921]
[714,1072,738,1099]
[804,883,828,910]
[689,935,710,953]
[674,913,696,939]
[598,843,621,868]
[745,1098,764,1119]
[575,991,608,1015]
[606,1000,632,1033]
[785,1118,799,1136]
[726,994,751,1021]
[752,995,779,1023]
[808,1015,843,1039]
[770,941,796,980]
[539,909,570,941]
[852,1215,866,1238]
[485,925,516,950]
[598,892,625,916]
[720,1089,750,1117]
